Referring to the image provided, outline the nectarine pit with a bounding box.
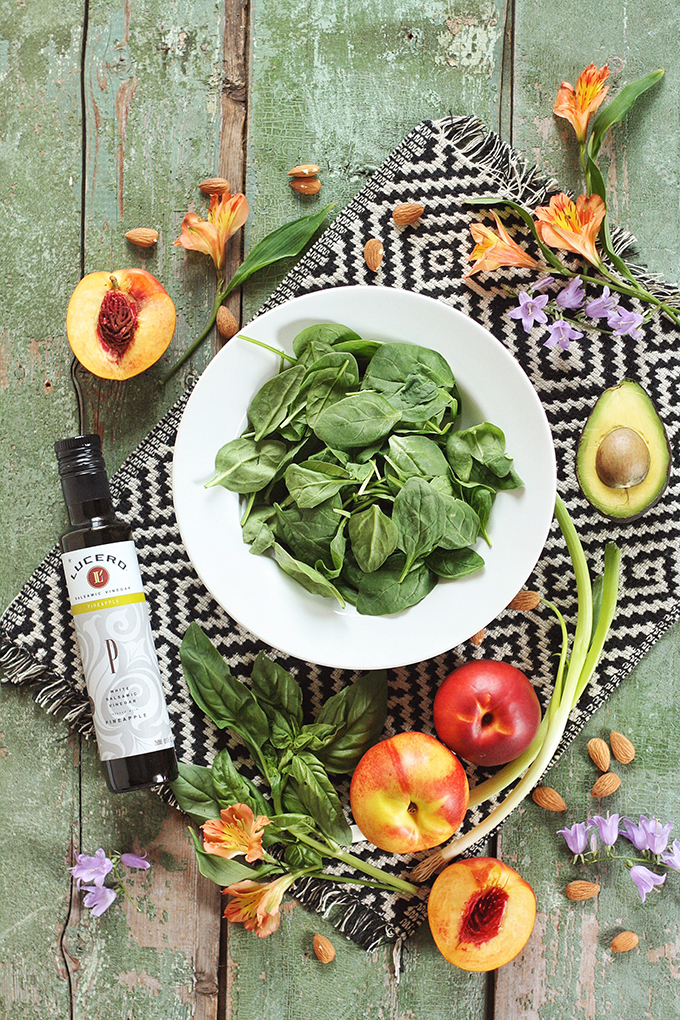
[459,885,509,946]
[97,284,139,358]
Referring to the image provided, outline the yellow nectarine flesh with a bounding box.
[428,857,536,971]
[67,269,176,380]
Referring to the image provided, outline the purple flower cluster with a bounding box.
[557,814,676,904]
[70,849,150,917]
[507,278,646,350]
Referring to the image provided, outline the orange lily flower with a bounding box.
[201,803,270,863]
[553,64,610,143]
[464,210,539,278]
[174,191,249,271]
[534,193,606,267]
[223,873,297,938]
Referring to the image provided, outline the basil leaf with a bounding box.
[283,843,324,870]
[392,476,447,577]
[180,623,270,750]
[314,670,388,773]
[348,504,398,573]
[170,762,221,824]
[188,827,272,887]
[294,721,343,752]
[274,543,346,606]
[426,546,485,579]
[250,652,304,734]
[286,752,352,845]
[206,436,287,493]
[267,812,317,836]
[313,391,402,449]
[211,748,271,815]
[356,555,437,616]
[248,363,307,441]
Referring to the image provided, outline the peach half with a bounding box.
[427,857,536,971]
[66,268,176,380]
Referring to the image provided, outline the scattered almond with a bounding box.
[507,590,541,611]
[565,880,600,901]
[364,238,384,271]
[532,786,567,812]
[610,731,636,765]
[312,933,336,963]
[587,737,611,773]
[591,771,621,798]
[124,228,158,248]
[392,201,425,225]
[288,163,321,177]
[199,177,230,195]
[610,930,639,953]
[216,306,239,341]
[290,177,322,195]
[470,628,485,646]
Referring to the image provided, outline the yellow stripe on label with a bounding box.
[72,592,146,615]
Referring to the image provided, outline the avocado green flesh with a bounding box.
[576,380,671,520]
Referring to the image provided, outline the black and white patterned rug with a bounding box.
[2,116,679,952]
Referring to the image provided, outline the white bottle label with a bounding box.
[61,540,175,762]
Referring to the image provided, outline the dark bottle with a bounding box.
[54,434,178,793]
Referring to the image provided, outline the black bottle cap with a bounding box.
[55,434,112,506]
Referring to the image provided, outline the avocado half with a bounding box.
[576,380,671,521]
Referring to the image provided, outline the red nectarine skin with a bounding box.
[349,732,469,854]
[433,660,541,767]
[427,857,536,971]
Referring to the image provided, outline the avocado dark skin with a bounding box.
[576,380,671,521]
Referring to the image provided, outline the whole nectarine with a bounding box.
[67,269,176,380]
[349,731,469,854]
[427,857,536,971]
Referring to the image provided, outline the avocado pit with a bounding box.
[595,427,650,489]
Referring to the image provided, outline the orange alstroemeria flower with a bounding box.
[223,873,297,938]
[174,191,249,271]
[553,64,610,144]
[464,210,539,279]
[201,803,270,863]
[534,193,606,268]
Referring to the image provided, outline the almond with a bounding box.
[610,931,638,953]
[531,786,567,812]
[364,238,384,271]
[124,228,158,248]
[587,737,611,773]
[288,163,321,177]
[565,880,600,901]
[199,177,230,195]
[290,177,322,195]
[591,771,621,798]
[610,731,636,765]
[507,590,541,611]
[312,933,336,963]
[216,306,239,341]
[470,628,485,646]
[392,201,425,225]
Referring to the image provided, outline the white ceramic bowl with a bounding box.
[172,286,556,669]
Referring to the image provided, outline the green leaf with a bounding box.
[392,476,447,577]
[356,554,437,616]
[348,504,398,573]
[188,827,271,887]
[586,155,638,285]
[387,434,450,479]
[284,461,353,508]
[426,546,485,579]
[249,652,304,733]
[274,543,346,606]
[248,363,307,441]
[313,391,402,450]
[211,748,271,815]
[170,763,221,825]
[438,495,480,550]
[224,204,335,296]
[274,494,343,567]
[241,505,277,555]
[180,623,270,750]
[267,812,317,836]
[588,70,664,159]
[286,752,353,845]
[314,670,388,773]
[206,437,287,493]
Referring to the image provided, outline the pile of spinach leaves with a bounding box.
[208,323,523,616]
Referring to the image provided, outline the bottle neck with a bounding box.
[66,497,118,528]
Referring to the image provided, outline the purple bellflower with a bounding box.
[533,276,555,292]
[555,276,585,310]
[630,865,666,903]
[120,852,151,870]
[620,816,649,851]
[81,885,118,917]
[585,285,618,319]
[591,813,621,847]
[508,290,549,332]
[640,817,673,855]
[70,849,113,888]
[608,306,645,339]
[557,821,591,855]
[661,840,680,872]
[544,320,584,350]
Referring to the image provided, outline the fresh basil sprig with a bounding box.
[170,624,419,897]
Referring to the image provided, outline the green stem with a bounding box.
[309,872,416,893]
[297,833,419,896]
[160,288,228,386]
[579,272,680,326]
[572,542,621,707]
[239,335,297,364]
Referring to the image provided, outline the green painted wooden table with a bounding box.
[2,1,680,1016]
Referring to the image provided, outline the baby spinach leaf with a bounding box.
[211,748,272,815]
[313,391,402,449]
[314,670,388,773]
[392,476,447,577]
[170,762,221,824]
[303,354,361,426]
[362,341,455,393]
[284,461,353,508]
[286,752,353,845]
[387,434,450,479]
[292,322,361,358]
[426,546,485,579]
[439,495,481,549]
[248,363,306,441]
[468,462,524,490]
[348,504,398,573]
[471,487,494,545]
[250,652,304,733]
[446,423,516,481]
[332,338,381,359]
[180,623,270,750]
[274,495,342,566]
[274,543,346,606]
[241,505,277,555]
[356,555,437,616]
[206,437,287,493]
